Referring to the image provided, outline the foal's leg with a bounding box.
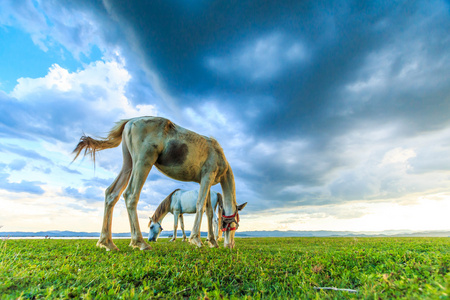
[98,142,132,251]
[189,174,215,247]
[179,214,187,241]
[213,212,219,241]
[217,206,223,241]
[170,213,178,242]
[123,156,155,250]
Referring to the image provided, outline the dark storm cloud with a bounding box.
[99,0,450,208]
[103,0,450,136]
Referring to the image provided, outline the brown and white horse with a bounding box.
[73,116,245,250]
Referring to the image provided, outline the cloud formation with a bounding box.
[1,0,450,232]
[0,172,45,195]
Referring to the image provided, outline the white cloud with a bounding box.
[381,147,416,166]
[9,58,157,131]
[242,192,450,232]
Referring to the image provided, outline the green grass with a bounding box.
[1,237,449,299]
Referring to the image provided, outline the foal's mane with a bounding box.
[151,189,180,224]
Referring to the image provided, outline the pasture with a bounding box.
[1,237,449,299]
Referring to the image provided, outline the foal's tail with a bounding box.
[72,119,130,163]
[216,193,224,234]
[215,193,223,211]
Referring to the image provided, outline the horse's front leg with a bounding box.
[205,196,219,248]
[170,213,178,242]
[179,214,187,241]
[189,174,214,247]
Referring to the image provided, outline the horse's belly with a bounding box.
[154,163,201,183]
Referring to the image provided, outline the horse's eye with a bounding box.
[150,225,153,229]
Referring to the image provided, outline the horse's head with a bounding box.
[221,202,247,249]
[148,217,163,242]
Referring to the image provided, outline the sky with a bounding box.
[1,0,450,234]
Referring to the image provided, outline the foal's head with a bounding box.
[148,217,163,242]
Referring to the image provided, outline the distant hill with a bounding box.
[1,230,449,238]
[236,230,450,238]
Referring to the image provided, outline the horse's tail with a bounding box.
[72,119,130,163]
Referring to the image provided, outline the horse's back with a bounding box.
[125,116,228,184]
[174,189,198,214]
[175,189,220,213]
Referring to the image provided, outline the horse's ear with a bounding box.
[237,202,247,211]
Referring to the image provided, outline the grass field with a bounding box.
[1,237,449,299]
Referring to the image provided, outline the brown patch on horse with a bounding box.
[156,140,189,166]
[151,188,181,223]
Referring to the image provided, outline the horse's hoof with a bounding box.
[169,238,176,242]
[130,241,152,251]
[189,238,203,248]
[208,240,219,248]
[97,240,119,251]
[224,242,235,249]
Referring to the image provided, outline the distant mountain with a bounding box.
[1,230,449,238]
[236,230,450,237]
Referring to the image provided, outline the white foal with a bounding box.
[148,189,223,242]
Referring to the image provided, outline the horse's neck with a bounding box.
[220,167,237,215]
[152,200,172,223]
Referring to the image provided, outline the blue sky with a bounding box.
[1,0,450,233]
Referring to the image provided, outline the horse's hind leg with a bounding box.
[213,212,219,241]
[170,213,179,242]
[123,154,156,251]
[217,206,223,241]
[98,142,132,251]
[179,214,187,241]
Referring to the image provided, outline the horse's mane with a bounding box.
[151,188,180,223]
